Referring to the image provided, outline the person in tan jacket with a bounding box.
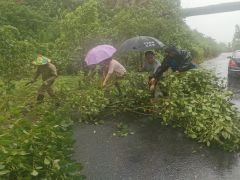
[27,55,57,103]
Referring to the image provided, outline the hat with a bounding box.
[32,55,51,65]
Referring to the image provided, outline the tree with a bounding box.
[0,1,53,39]
[232,24,240,51]
[218,42,230,53]
[53,0,100,74]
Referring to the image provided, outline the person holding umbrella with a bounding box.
[149,44,197,90]
[26,55,58,104]
[85,45,126,97]
[139,51,165,104]
[117,36,165,67]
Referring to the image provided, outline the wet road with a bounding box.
[73,53,240,180]
[198,52,240,108]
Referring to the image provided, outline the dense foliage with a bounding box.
[0,0,220,76]
[0,106,87,179]
[218,42,232,53]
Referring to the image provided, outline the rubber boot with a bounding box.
[37,94,44,104]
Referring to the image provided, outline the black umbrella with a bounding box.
[117,36,165,66]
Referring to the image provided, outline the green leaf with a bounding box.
[31,170,38,176]
[58,160,68,167]
[0,140,12,145]
[0,170,10,175]
[67,164,84,176]
[20,151,27,155]
[44,158,50,165]
[191,134,197,138]
[215,129,220,134]
[226,127,233,134]
[163,117,166,122]
[222,131,228,139]
[226,116,231,120]
[188,107,192,112]
[199,123,203,127]
[53,159,60,169]
[207,141,210,147]
[0,163,5,170]
[29,145,33,152]
[23,130,30,135]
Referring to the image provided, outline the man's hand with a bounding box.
[176,70,180,74]
[149,78,156,91]
[103,73,111,87]
[139,67,144,72]
[149,78,156,84]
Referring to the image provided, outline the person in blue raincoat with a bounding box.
[149,44,197,90]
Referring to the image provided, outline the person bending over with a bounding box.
[149,44,196,90]
[102,58,126,97]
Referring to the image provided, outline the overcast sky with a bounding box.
[181,0,240,44]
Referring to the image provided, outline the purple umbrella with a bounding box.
[85,45,116,65]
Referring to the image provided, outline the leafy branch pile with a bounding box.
[157,70,240,152]
[1,67,240,154]
[98,70,240,152]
